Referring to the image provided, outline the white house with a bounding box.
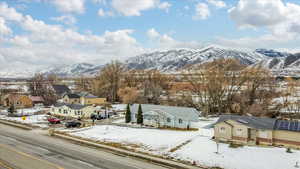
[50,103,99,119]
[129,104,199,129]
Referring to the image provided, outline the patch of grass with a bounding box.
[170,139,193,152]
[158,127,198,131]
[229,142,243,148]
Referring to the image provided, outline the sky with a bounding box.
[0,0,300,71]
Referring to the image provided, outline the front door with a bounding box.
[248,129,257,144]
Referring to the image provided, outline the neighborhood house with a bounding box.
[214,115,300,148]
[130,104,199,129]
[80,94,106,105]
[63,93,81,104]
[51,85,71,98]
[51,103,98,118]
[3,94,34,108]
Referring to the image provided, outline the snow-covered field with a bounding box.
[70,125,199,155]
[0,114,49,128]
[65,118,300,169]
[170,136,300,169]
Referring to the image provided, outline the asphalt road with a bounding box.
[0,124,171,169]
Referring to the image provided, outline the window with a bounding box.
[167,118,171,123]
[236,128,243,136]
[220,127,226,133]
[178,119,182,124]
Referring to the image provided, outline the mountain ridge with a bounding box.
[0,46,299,78]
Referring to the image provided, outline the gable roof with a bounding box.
[64,93,80,99]
[216,115,276,130]
[52,85,71,95]
[54,103,88,110]
[130,104,199,122]
[29,96,44,102]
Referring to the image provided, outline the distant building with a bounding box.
[51,85,71,97]
[79,93,107,105]
[130,104,199,129]
[29,96,44,106]
[62,93,81,104]
[50,103,98,118]
[61,91,107,106]
[3,94,33,108]
[214,115,300,149]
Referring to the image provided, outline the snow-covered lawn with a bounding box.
[170,136,300,169]
[70,125,199,155]
[0,114,49,128]
[65,117,300,169]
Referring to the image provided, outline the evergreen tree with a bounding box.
[8,104,15,114]
[137,104,143,124]
[125,104,131,123]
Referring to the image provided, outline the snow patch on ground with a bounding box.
[70,125,199,155]
[170,136,300,169]
[64,117,300,169]
[0,114,49,128]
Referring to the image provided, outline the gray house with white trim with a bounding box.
[130,104,199,129]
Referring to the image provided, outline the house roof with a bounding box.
[76,92,98,98]
[84,94,98,98]
[216,115,277,130]
[54,103,88,110]
[29,96,44,102]
[64,93,80,99]
[274,120,300,132]
[130,104,199,122]
[52,85,71,95]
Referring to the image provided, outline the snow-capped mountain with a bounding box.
[126,46,269,72]
[39,63,103,77]
[255,49,291,58]
[256,53,300,76]
[1,46,299,79]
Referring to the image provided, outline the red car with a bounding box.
[48,118,61,124]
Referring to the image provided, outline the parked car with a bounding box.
[65,121,81,128]
[48,118,61,124]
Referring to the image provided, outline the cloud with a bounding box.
[193,3,210,20]
[97,8,114,17]
[0,17,12,35]
[158,2,171,13]
[207,0,226,8]
[111,0,171,16]
[51,0,85,14]
[222,0,300,49]
[0,3,145,70]
[0,2,23,21]
[51,15,77,25]
[147,28,160,39]
[147,28,202,49]
[216,34,293,49]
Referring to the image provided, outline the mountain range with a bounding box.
[0,45,299,78]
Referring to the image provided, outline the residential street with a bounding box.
[0,123,170,169]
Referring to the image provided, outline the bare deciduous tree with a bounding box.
[94,61,125,102]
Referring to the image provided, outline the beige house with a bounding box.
[214,115,300,149]
[3,94,33,108]
[50,103,99,119]
[79,93,106,105]
[62,93,81,104]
